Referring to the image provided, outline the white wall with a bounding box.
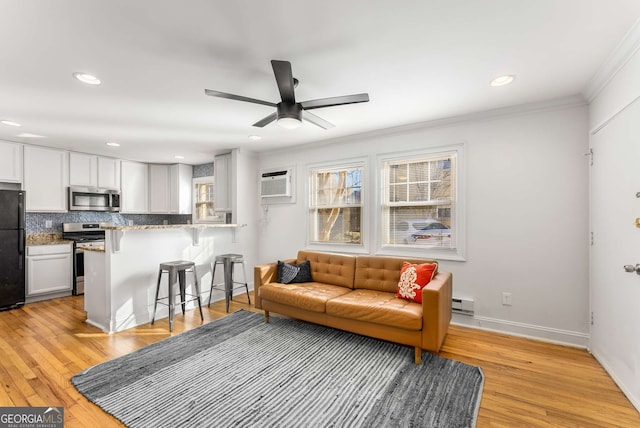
[257,101,590,345]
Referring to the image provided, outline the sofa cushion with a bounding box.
[278,260,313,284]
[396,262,438,303]
[326,289,423,330]
[259,282,352,313]
[354,256,438,293]
[297,250,356,289]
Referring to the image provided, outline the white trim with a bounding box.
[590,348,640,413]
[583,17,640,102]
[305,157,369,253]
[375,143,466,262]
[452,314,590,348]
[261,96,586,159]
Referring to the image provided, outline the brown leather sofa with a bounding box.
[254,250,452,364]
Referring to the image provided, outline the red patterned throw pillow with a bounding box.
[396,262,437,303]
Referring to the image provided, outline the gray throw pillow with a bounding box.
[277,260,313,284]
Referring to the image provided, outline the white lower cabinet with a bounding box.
[26,244,72,297]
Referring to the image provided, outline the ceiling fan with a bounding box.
[204,60,369,130]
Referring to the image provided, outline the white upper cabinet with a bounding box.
[0,140,23,183]
[97,157,120,190]
[149,164,193,214]
[214,153,231,212]
[69,152,98,187]
[149,164,170,213]
[170,164,192,214]
[23,146,69,212]
[69,153,120,190]
[120,160,149,213]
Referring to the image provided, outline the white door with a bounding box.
[590,98,640,411]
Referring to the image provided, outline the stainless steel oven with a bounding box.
[63,222,109,295]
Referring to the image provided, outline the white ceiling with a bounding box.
[1,0,639,164]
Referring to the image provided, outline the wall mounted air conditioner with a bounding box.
[260,169,291,198]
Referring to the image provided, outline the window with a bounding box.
[382,150,458,253]
[309,164,363,244]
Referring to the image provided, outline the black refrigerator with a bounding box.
[0,190,26,311]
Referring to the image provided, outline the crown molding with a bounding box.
[583,17,640,102]
[261,95,586,158]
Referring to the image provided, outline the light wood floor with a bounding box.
[0,294,638,427]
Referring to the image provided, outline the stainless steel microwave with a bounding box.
[68,187,121,212]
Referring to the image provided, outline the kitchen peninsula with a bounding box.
[83,223,246,333]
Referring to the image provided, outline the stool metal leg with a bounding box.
[240,261,251,304]
[178,269,186,315]
[192,268,204,321]
[152,269,163,325]
[168,267,177,332]
[208,261,219,307]
[223,257,232,312]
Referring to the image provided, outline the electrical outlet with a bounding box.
[163,220,168,225]
[501,292,513,306]
[127,220,134,226]
[45,220,53,228]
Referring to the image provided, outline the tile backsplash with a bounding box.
[26,212,192,234]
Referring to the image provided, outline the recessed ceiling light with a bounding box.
[491,75,516,87]
[17,133,45,138]
[105,142,120,147]
[73,72,101,85]
[248,135,262,140]
[1,120,21,127]
[174,155,185,159]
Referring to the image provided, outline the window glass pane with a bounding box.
[387,206,452,246]
[310,163,364,245]
[311,207,361,243]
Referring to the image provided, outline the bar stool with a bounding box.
[208,253,251,312]
[152,260,204,332]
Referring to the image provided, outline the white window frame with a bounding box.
[306,158,368,254]
[375,143,466,261]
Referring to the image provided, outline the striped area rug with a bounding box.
[72,310,483,427]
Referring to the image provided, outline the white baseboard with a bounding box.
[590,348,640,414]
[451,313,590,348]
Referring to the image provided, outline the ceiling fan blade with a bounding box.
[205,89,276,107]
[303,111,335,130]
[300,93,369,110]
[271,60,296,104]
[252,112,278,128]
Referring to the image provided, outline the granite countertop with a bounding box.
[82,245,105,253]
[103,223,245,231]
[27,234,73,246]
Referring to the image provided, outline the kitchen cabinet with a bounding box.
[150,164,193,214]
[0,140,23,183]
[98,157,120,189]
[170,164,192,214]
[69,153,120,190]
[214,153,232,213]
[120,160,149,213]
[23,146,69,212]
[69,152,98,187]
[26,243,73,297]
[149,164,170,213]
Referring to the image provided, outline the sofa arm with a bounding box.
[253,262,278,309]
[421,271,452,352]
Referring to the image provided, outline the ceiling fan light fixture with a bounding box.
[276,102,303,129]
[276,117,302,129]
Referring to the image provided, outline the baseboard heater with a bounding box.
[452,298,474,316]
